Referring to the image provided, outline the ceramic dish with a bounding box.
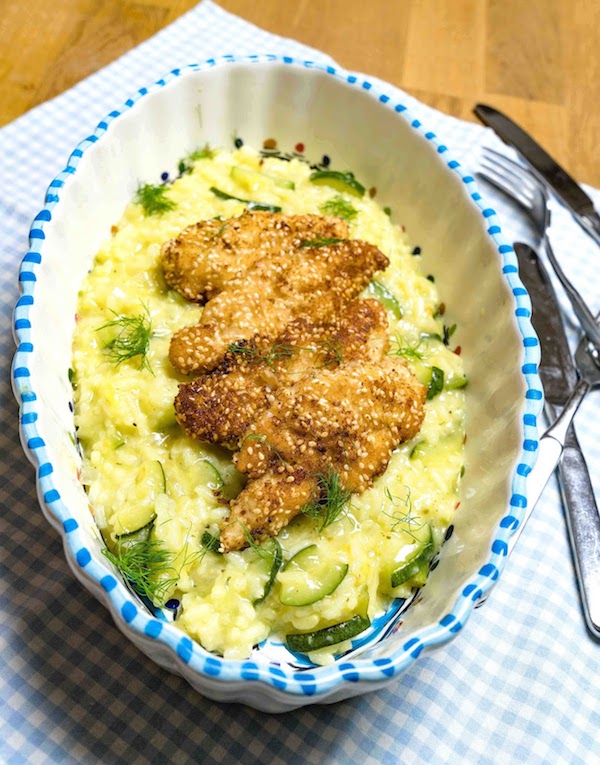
[12,55,542,712]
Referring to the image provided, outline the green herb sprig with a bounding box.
[301,469,352,531]
[443,323,457,346]
[189,144,218,161]
[389,335,425,362]
[241,433,285,463]
[382,487,424,541]
[317,339,344,368]
[96,305,153,372]
[298,236,345,249]
[102,538,180,605]
[135,183,176,216]
[319,195,358,222]
[227,341,294,368]
[238,521,278,563]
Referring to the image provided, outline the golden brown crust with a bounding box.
[220,468,317,553]
[161,210,348,303]
[220,358,426,551]
[163,211,426,554]
[169,238,389,375]
[174,299,390,450]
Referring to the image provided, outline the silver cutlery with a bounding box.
[474,103,600,248]
[478,147,600,350]
[515,243,600,638]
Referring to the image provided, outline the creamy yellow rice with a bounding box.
[72,145,466,662]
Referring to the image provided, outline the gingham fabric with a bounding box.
[2,2,599,763]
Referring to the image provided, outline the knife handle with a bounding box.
[557,422,600,638]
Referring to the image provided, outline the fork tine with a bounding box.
[480,156,537,207]
[476,162,533,211]
[481,146,540,198]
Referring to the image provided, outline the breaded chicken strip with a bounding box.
[174,299,389,450]
[161,211,348,303]
[169,239,389,375]
[219,358,426,552]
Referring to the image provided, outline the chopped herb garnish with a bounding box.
[238,522,278,563]
[384,206,392,217]
[301,469,352,531]
[426,367,445,400]
[299,237,345,249]
[382,487,425,541]
[189,143,218,161]
[134,183,176,216]
[68,367,76,389]
[102,538,186,605]
[201,530,222,554]
[228,341,294,368]
[426,274,435,283]
[412,246,422,256]
[96,304,153,372]
[443,323,457,346]
[241,433,285,463]
[389,335,425,361]
[318,339,344,367]
[319,195,358,222]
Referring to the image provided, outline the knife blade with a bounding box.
[475,104,600,248]
[515,242,600,638]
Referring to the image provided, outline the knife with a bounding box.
[475,104,600,248]
[515,242,600,638]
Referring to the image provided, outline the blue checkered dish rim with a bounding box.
[12,54,543,699]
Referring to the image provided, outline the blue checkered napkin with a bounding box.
[2,2,600,763]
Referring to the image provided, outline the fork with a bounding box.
[478,147,600,350]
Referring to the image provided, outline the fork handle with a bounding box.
[543,236,600,350]
[554,414,600,639]
[509,378,590,556]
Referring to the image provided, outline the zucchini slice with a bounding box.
[278,544,348,606]
[111,460,166,536]
[230,165,295,191]
[114,518,155,547]
[445,374,468,390]
[196,460,224,491]
[286,613,371,653]
[196,459,246,501]
[309,170,365,197]
[253,538,284,606]
[366,280,403,319]
[209,186,282,213]
[390,523,434,587]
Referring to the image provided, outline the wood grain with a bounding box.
[0,0,598,185]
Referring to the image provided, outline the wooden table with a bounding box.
[1,0,599,185]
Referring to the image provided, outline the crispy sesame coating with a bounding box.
[220,358,426,552]
[174,299,390,449]
[162,211,426,553]
[168,236,389,375]
[161,210,348,303]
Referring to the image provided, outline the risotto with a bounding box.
[72,145,466,662]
